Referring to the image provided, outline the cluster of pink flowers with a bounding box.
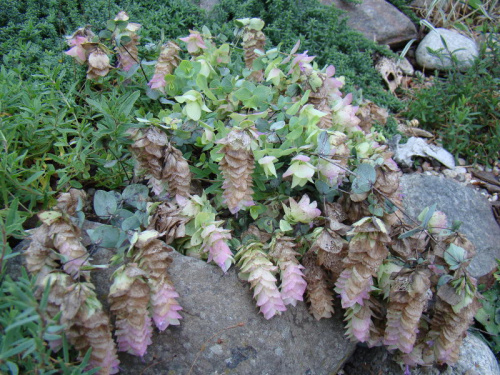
[201,224,234,273]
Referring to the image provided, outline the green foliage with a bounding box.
[0,199,26,273]
[0,63,147,211]
[403,29,500,165]
[476,260,500,356]
[0,0,204,75]
[0,269,95,375]
[208,0,404,111]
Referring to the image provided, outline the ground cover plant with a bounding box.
[9,13,485,374]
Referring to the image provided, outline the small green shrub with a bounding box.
[403,30,500,165]
[0,63,148,211]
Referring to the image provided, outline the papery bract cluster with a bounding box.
[114,11,141,72]
[109,265,153,357]
[270,236,307,306]
[128,126,191,197]
[237,242,286,319]
[148,41,181,91]
[217,128,256,214]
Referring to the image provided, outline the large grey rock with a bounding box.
[416,28,479,71]
[118,251,355,375]
[322,0,418,45]
[400,174,500,279]
[10,237,356,375]
[342,334,500,374]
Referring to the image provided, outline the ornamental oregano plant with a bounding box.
[23,12,482,374]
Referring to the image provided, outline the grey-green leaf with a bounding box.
[93,190,118,218]
[444,243,467,270]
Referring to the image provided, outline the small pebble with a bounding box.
[458,158,466,166]
[443,169,458,179]
[455,166,467,175]
[422,162,433,171]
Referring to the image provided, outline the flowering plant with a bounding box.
[22,14,481,374]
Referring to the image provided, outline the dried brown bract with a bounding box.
[242,25,266,81]
[149,201,188,244]
[428,292,481,364]
[86,47,112,80]
[384,269,431,353]
[217,128,256,214]
[302,251,335,320]
[162,143,192,198]
[56,189,87,216]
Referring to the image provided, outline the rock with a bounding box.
[342,334,500,374]
[9,237,356,374]
[392,136,456,169]
[321,0,418,46]
[442,169,458,179]
[400,174,500,279]
[119,252,356,374]
[397,57,415,76]
[416,28,479,71]
[448,334,500,375]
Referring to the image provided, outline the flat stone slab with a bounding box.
[400,173,500,279]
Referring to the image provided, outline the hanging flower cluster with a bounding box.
[109,265,153,356]
[128,126,191,197]
[238,18,266,81]
[383,269,431,353]
[114,11,142,72]
[25,192,90,283]
[217,128,256,214]
[108,230,182,356]
[42,274,119,374]
[269,236,307,306]
[236,242,286,319]
[179,194,234,272]
[25,191,119,374]
[148,41,181,91]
